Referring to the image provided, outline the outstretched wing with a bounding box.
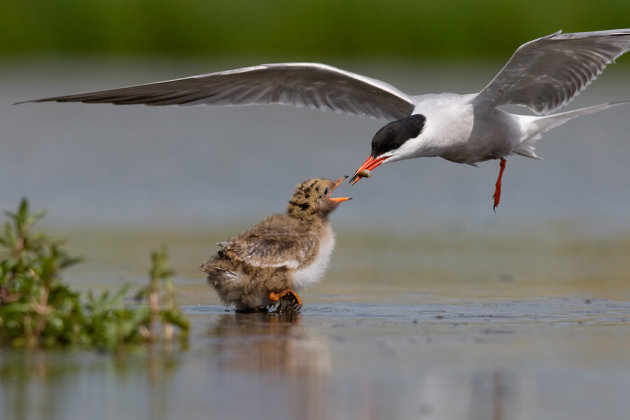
[473,29,630,115]
[218,225,318,269]
[19,62,415,121]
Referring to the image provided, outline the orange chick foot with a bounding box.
[268,289,303,308]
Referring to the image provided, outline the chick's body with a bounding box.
[201,178,349,311]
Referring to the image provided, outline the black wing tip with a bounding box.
[13,98,44,105]
[13,97,147,106]
[13,97,77,105]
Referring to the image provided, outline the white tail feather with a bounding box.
[515,101,629,158]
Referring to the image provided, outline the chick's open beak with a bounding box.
[329,176,352,203]
[349,156,388,185]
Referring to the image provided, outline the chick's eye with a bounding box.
[324,188,329,195]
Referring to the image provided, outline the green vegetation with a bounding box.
[2,0,630,59]
[0,199,188,350]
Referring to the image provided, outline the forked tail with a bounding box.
[515,101,629,158]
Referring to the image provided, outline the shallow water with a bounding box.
[1,59,630,419]
[2,228,630,420]
[2,296,630,420]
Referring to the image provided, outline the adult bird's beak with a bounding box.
[349,156,389,185]
[329,176,352,203]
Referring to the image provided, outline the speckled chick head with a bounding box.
[287,177,350,219]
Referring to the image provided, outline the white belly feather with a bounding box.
[291,224,335,289]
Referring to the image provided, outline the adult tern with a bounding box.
[19,29,630,209]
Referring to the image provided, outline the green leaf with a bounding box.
[0,199,189,351]
[161,310,190,332]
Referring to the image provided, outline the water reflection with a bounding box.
[203,309,524,420]
[0,346,183,420]
[0,350,51,420]
[209,311,331,376]
[204,311,332,420]
[412,369,515,420]
[2,298,630,419]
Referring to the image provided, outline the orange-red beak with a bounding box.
[329,176,352,203]
[349,156,389,185]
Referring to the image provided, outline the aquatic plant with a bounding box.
[0,198,188,350]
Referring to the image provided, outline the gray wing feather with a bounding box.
[20,62,415,121]
[219,226,317,269]
[473,29,630,114]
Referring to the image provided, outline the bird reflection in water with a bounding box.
[208,311,331,377]
[207,310,332,419]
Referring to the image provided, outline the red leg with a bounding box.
[493,158,507,211]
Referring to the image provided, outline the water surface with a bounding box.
[1,59,630,419]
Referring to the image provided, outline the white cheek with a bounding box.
[384,135,424,162]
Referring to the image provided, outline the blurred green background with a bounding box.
[3,0,629,60]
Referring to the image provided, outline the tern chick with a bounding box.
[201,177,350,311]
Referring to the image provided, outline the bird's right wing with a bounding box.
[18,63,415,121]
[473,29,630,115]
[218,226,318,270]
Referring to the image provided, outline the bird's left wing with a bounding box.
[218,226,318,270]
[18,63,415,121]
[473,29,630,115]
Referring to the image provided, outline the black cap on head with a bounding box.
[370,114,426,158]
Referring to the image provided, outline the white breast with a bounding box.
[291,224,335,289]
